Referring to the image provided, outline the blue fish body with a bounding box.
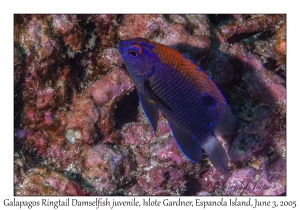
[118,37,235,176]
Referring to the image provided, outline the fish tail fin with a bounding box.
[201,135,231,177]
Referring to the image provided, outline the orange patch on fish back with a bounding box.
[153,42,183,69]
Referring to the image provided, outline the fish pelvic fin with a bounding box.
[138,91,159,133]
[201,135,231,177]
[168,121,202,162]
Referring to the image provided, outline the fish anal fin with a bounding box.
[169,121,202,162]
[213,104,235,137]
[201,135,231,177]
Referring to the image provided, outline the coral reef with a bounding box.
[14,14,286,195]
[14,157,87,196]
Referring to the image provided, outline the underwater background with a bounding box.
[14,14,286,196]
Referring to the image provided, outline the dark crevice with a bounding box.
[14,131,25,151]
[208,14,233,26]
[84,20,97,34]
[264,57,281,72]
[162,14,172,24]
[67,53,85,91]
[227,30,274,44]
[93,123,104,145]
[161,171,170,190]
[64,80,75,107]
[257,30,275,40]
[116,15,124,24]
[185,23,194,36]
[184,177,202,195]
[14,53,26,130]
[76,15,89,30]
[227,31,261,44]
[114,89,140,130]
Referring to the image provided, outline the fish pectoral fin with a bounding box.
[169,121,202,162]
[144,80,172,111]
[201,135,231,177]
[138,91,159,133]
[213,104,235,137]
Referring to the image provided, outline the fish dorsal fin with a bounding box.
[138,91,159,133]
[201,135,231,177]
[168,120,202,162]
[213,104,235,137]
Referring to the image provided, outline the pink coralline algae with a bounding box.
[14,14,286,195]
[81,144,135,194]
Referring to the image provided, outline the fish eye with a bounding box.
[128,45,142,59]
[129,50,138,57]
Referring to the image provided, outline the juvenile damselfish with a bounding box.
[118,37,235,176]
